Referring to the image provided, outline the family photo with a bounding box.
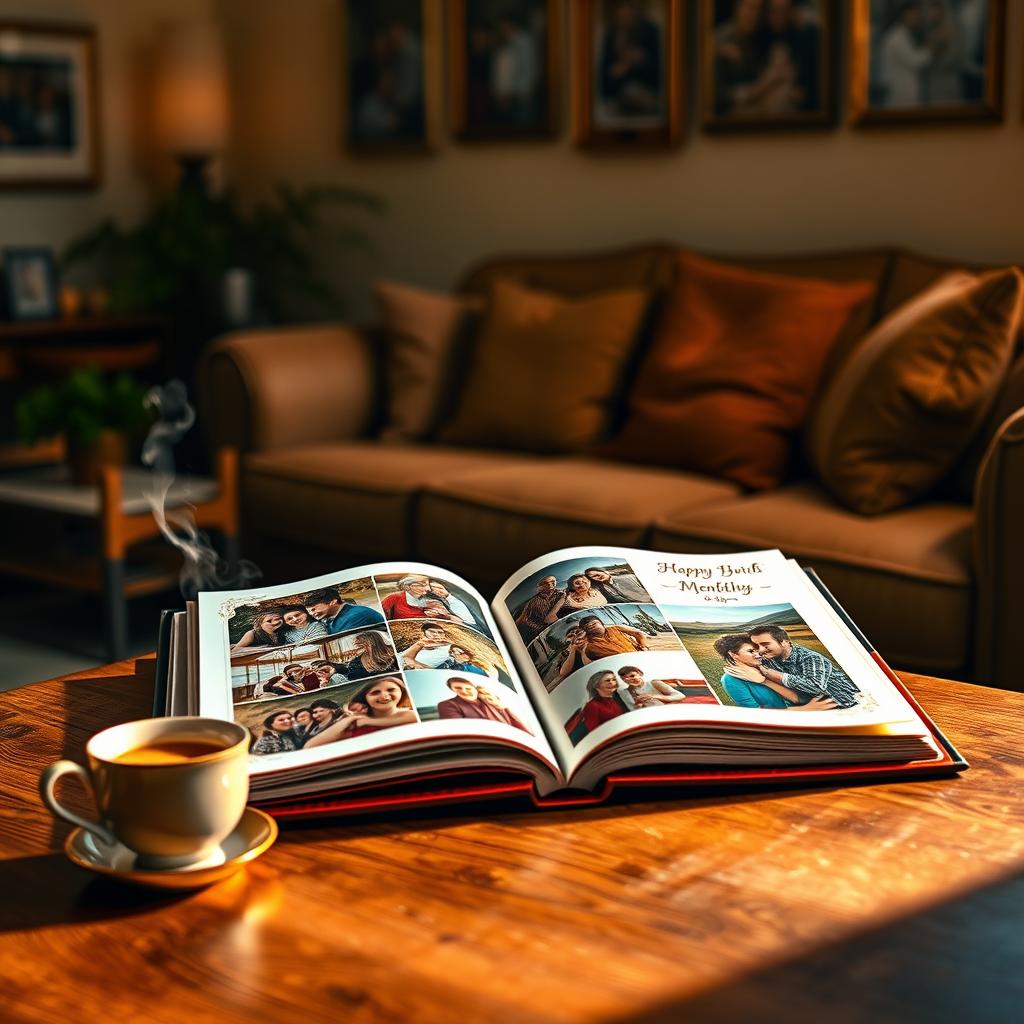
[553,651,720,746]
[389,618,511,682]
[231,628,401,703]
[235,676,420,755]
[374,571,490,634]
[408,670,532,732]
[858,0,1000,118]
[344,0,431,148]
[506,554,654,643]
[451,0,557,138]
[528,603,681,690]
[704,0,830,127]
[666,603,872,711]
[228,578,384,651]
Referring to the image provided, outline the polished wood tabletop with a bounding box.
[1,660,1022,1023]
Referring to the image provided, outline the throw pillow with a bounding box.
[808,267,1024,515]
[373,279,482,441]
[438,278,651,453]
[602,251,875,490]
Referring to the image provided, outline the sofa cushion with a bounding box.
[243,443,542,561]
[650,483,973,677]
[602,251,875,490]
[808,267,1024,515]
[418,458,741,585]
[439,278,651,453]
[373,279,482,442]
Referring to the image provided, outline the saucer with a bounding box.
[64,807,278,890]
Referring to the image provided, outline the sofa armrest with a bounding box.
[973,406,1024,690]
[199,324,375,454]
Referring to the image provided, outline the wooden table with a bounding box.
[1,663,1021,1024]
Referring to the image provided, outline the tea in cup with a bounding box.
[40,716,249,870]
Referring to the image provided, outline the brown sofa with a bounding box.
[199,244,1024,692]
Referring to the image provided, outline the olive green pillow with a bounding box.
[808,268,1024,515]
[439,278,650,453]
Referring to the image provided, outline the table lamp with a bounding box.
[153,19,228,192]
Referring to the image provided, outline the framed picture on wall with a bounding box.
[0,22,100,188]
[2,248,58,321]
[573,0,684,148]
[849,0,1005,125]
[448,0,561,140]
[342,0,442,152]
[701,0,835,131]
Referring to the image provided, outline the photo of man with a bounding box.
[407,671,533,734]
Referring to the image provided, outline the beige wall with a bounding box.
[0,0,213,266]
[219,0,1024,312]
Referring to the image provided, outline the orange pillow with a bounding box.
[603,252,875,490]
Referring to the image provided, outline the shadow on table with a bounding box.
[611,868,1024,1024]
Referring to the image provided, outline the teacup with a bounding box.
[40,716,250,870]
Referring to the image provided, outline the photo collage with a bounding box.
[505,554,871,746]
[230,572,531,755]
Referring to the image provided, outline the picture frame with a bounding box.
[2,247,59,321]
[448,0,561,141]
[0,21,101,188]
[849,0,1005,125]
[573,0,684,148]
[341,0,442,153]
[700,0,835,132]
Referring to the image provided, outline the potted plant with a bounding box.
[15,368,153,485]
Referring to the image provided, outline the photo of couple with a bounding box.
[558,652,720,745]
[389,619,511,683]
[409,671,532,733]
[235,676,420,756]
[528,604,681,690]
[231,629,401,703]
[666,603,866,711]
[375,572,489,634]
[507,555,654,643]
[228,578,384,651]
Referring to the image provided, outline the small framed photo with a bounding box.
[701,0,835,132]
[573,0,684,149]
[849,0,1005,125]
[449,0,561,140]
[342,0,442,152]
[3,248,59,321]
[0,21,101,188]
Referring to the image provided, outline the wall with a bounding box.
[219,0,1024,314]
[0,0,213,267]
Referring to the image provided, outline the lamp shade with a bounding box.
[153,19,228,155]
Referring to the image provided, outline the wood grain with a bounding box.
[1,662,1022,1024]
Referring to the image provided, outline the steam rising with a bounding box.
[142,380,260,599]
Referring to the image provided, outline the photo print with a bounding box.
[550,650,721,746]
[235,676,420,756]
[505,554,654,643]
[850,0,1004,124]
[702,0,834,130]
[231,628,401,703]
[227,577,384,651]
[664,602,875,711]
[574,0,684,148]
[389,618,511,683]
[449,0,560,139]
[374,570,490,635]
[407,669,532,733]
[528,604,681,691]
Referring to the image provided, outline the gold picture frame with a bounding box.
[700,0,836,132]
[573,0,684,149]
[849,0,1005,125]
[448,0,561,141]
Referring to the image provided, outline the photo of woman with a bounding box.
[545,574,608,620]
[303,676,419,747]
[251,709,303,755]
[578,669,631,735]
[279,606,328,644]
[231,609,285,651]
[341,631,401,680]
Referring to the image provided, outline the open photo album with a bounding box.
[159,546,965,818]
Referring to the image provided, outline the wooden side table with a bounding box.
[0,447,238,659]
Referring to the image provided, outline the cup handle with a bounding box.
[39,760,118,847]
